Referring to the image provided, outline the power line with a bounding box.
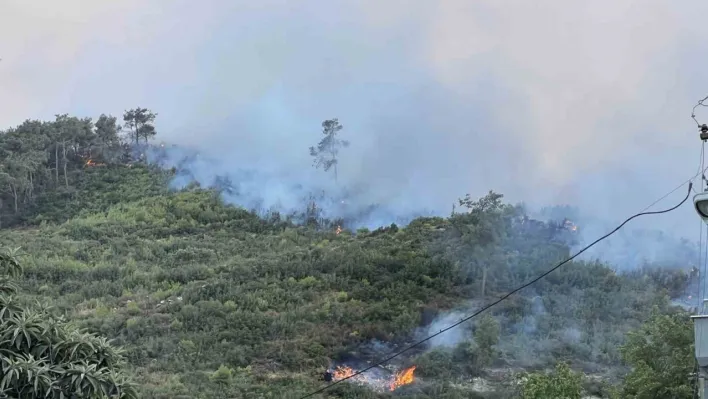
[639,156,703,214]
[638,176,696,213]
[692,95,708,128]
[299,180,694,399]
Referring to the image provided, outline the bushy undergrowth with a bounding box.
[0,165,694,398]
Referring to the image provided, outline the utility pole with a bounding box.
[692,311,708,397]
[691,123,708,399]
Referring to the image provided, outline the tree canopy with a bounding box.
[520,362,583,399]
[619,308,695,399]
[122,108,157,146]
[0,108,156,227]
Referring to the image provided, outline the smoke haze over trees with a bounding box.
[0,109,700,396]
[1,1,708,396]
[3,0,708,237]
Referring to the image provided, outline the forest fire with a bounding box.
[562,218,578,232]
[331,364,416,392]
[85,159,105,167]
[389,366,416,391]
[335,225,342,235]
[333,365,355,380]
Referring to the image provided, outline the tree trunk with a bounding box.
[55,143,59,184]
[62,141,69,189]
[481,266,488,297]
[331,144,338,184]
[27,172,33,201]
[10,184,17,214]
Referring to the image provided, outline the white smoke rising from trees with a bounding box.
[2,0,708,264]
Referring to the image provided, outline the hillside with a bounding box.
[0,162,695,398]
[0,113,697,398]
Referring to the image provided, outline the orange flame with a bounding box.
[335,226,343,235]
[332,364,416,391]
[389,366,416,391]
[333,366,355,380]
[85,159,106,167]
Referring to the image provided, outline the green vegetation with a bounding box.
[521,362,583,399]
[619,309,694,398]
[0,112,699,397]
[0,248,136,398]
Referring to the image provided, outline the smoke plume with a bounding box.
[3,0,708,265]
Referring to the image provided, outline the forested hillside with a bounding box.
[0,111,698,398]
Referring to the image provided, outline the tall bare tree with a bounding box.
[309,118,348,183]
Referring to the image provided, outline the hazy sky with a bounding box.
[2,0,708,236]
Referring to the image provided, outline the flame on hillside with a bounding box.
[333,365,355,380]
[389,366,416,391]
[335,225,343,235]
[563,218,578,232]
[85,159,106,167]
[331,364,416,392]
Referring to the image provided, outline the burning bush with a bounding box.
[331,364,417,392]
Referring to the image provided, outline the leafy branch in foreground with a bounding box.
[619,308,694,399]
[520,362,583,399]
[0,248,137,398]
